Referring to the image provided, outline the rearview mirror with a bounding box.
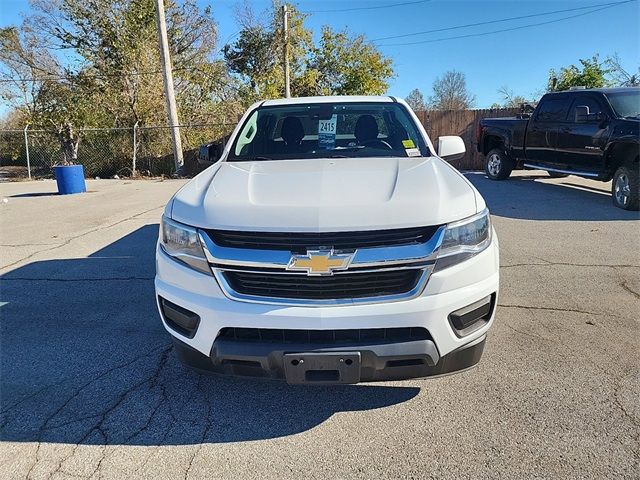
[198,142,223,165]
[437,136,466,162]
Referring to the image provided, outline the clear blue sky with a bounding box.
[1,0,639,108]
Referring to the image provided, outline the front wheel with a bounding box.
[484,148,513,180]
[612,166,639,211]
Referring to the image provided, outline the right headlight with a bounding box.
[435,208,492,271]
[160,215,211,275]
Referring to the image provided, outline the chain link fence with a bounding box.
[0,124,235,180]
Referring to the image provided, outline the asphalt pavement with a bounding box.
[0,171,638,479]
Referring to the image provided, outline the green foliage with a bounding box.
[547,55,611,91]
[223,4,313,101]
[1,0,241,130]
[223,3,394,100]
[309,27,394,96]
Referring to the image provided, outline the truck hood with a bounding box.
[170,157,479,231]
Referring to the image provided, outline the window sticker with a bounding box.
[406,148,421,157]
[402,139,415,148]
[318,115,337,149]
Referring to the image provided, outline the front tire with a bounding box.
[612,166,639,211]
[484,148,513,180]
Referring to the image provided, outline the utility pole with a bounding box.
[154,0,184,174]
[282,4,291,98]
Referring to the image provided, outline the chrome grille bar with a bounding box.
[198,226,445,270]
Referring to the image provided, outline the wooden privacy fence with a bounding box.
[414,108,520,170]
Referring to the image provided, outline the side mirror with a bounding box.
[198,142,223,165]
[575,106,589,123]
[437,136,466,162]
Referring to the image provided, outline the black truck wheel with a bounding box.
[612,166,639,211]
[484,148,513,180]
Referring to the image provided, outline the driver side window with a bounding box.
[568,97,603,123]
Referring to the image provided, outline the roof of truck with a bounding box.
[261,96,397,106]
[548,87,639,95]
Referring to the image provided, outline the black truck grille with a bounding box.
[217,327,432,344]
[222,269,423,300]
[206,226,440,252]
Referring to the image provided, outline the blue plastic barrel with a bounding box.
[53,165,87,195]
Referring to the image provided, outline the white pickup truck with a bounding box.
[155,96,499,384]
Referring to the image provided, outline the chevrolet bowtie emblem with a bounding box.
[287,249,354,276]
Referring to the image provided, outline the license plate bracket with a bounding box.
[283,352,361,384]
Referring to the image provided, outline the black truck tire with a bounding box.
[484,148,513,180]
[612,166,639,211]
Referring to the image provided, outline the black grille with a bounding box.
[206,226,440,252]
[218,327,432,344]
[223,269,422,300]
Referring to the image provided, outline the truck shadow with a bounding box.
[465,171,640,221]
[0,225,419,446]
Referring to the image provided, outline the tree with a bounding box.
[223,3,313,101]
[0,26,65,120]
[547,55,610,91]
[308,27,394,96]
[223,3,394,101]
[405,88,426,111]
[0,0,237,129]
[496,86,529,108]
[606,54,640,87]
[428,70,475,110]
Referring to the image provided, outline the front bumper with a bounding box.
[155,235,499,383]
[171,333,486,382]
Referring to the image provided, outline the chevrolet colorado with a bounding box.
[477,87,640,210]
[155,96,499,384]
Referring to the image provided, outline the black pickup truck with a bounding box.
[476,87,640,210]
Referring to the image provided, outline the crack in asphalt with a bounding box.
[0,243,63,247]
[26,346,172,479]
[501,262,640,269]
[612,376,640,461]
[22,345,170,479]
[620,281,640,300]
[498,303,602,316]
[184,375,213,480]
[502,310,639,457]
[133,369,204,477]
[500,260,640,309]
[0,204,164,271]
[82,347,173,479]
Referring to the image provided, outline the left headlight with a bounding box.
[435,208,492,271]
[160,215,211,275]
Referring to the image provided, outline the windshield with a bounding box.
[605,90,640,118]
[227,102,430,161]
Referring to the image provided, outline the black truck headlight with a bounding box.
[160,215,211,275]
[435,209,492,271]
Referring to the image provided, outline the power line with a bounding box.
[376,0,635,47]
[302,0,431,14]
[0,67,184,83]
[370,0,634,42]
[0,67,242,88]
